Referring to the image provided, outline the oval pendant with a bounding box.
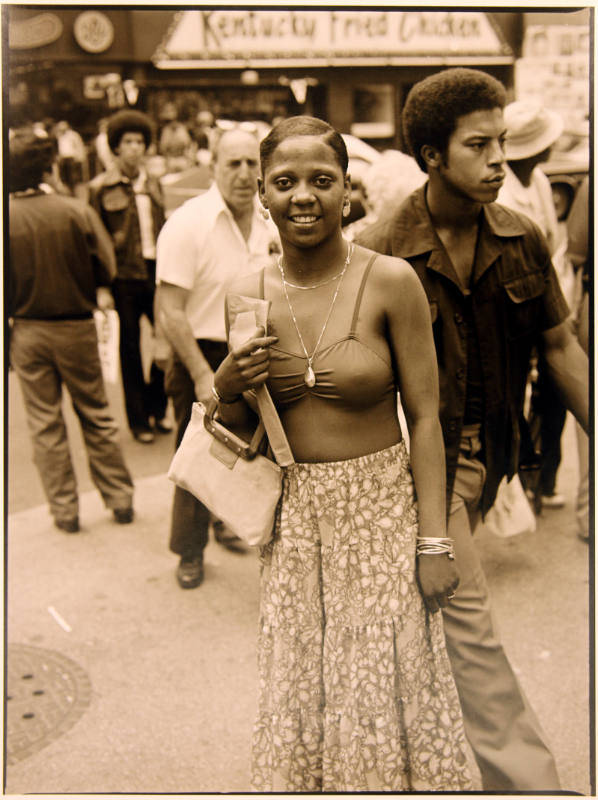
[304,365,316,387]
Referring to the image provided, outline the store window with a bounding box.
[351,84,394,139]
[149,86,301,128]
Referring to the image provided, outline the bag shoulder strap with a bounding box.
[224,281,294,466]
[350,253,378,335]
[255,384,294,466]
[259,267,265,299]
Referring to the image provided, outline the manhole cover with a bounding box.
[6,643,92,765]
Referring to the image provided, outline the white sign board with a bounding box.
[515,24,589,130]
[155,9,512,67]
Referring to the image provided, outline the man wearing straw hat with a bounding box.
[499,101,574,513]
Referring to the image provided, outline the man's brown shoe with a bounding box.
[176,555,204,589]
[55,517,80,533]
[155,417,173,434]
[133,430,155,444]
[113,507,134,524]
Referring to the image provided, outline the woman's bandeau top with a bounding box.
[262,254,396,410]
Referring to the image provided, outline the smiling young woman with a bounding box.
[258,130,350,260]
[212,116,473,792]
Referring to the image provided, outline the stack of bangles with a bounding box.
[415,537,455,559]
[211,385,241,405]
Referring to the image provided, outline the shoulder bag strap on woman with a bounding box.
[254,385,295,467]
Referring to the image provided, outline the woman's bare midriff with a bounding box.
[277,392,402,463]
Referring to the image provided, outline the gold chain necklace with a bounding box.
[278,264,348,290]
[278,243,353,388]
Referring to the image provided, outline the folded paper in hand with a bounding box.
[227,294,270,349]
[227,295,294,467]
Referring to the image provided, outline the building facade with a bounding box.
[5,7,590,152]
[7,8,519,143]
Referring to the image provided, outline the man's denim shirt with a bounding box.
[357,184,569,515]
[89,166,165,281]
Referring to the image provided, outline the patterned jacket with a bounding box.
[89,165,165,280]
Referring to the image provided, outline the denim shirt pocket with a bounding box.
[502,271,545,338]
[100,186,131,251]
[101,185,130,212]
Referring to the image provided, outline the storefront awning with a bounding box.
[153,9,514,69]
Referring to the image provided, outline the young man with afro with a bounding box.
[358,67,588,791]
[89,110,171,444]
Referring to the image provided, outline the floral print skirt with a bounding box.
[251,441,473,792]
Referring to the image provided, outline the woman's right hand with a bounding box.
[416,554,460,614]
[214,328,278,399]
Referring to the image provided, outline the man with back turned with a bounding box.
[8,131,135,532]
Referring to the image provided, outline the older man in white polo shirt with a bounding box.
[156,126,279,589]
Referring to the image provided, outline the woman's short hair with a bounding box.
[9,131,55,192]
[402,68,507,173]
[260,116,348,175]
[106,110,153,153]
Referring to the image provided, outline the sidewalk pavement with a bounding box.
[4,418,593,795]
[6,470,262,794]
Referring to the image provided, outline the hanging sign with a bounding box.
[155,9,512,67]
[74,11,114,54]
[9,13,63,50]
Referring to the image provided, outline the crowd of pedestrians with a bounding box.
[7,69,590,792]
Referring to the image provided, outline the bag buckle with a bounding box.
[202,400,265,461]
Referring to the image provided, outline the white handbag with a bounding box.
[168,385,294,547]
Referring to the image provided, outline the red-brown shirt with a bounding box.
[8,190,116,319]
